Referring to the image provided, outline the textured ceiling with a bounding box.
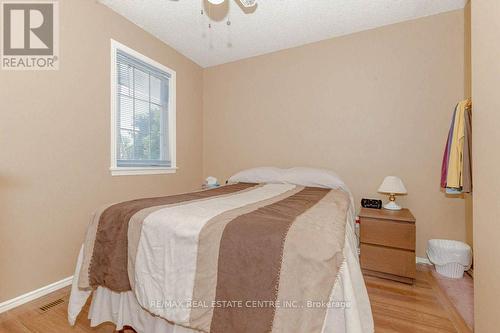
[99,0,467,68]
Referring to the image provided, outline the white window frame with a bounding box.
[110,39,177,176]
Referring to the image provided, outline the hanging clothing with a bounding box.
[440,107,456,188]
[462,107,472,193]
[440,98,472,194]
[446,100,467,189]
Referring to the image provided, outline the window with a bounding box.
[110,40,176,176]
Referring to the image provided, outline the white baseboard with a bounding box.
[0,276,73,314]
[416,256,432,265]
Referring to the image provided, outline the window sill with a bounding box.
[110,167,178,176]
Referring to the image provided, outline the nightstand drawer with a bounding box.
[360,243,416,278]
[360,218,415,250]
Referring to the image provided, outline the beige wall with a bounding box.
[0,0,203,302]
[471,0,500,331]
[203,10,467,257]
[0,3,471,304]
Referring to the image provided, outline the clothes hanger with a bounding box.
[465,98,472,110]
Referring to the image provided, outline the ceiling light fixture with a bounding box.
[207,0,256,7]
[201,0,256,49]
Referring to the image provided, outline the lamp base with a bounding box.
[383,201,402,210]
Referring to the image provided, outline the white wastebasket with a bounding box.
[427,239,472,279]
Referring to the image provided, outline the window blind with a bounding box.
[116,50,171,168]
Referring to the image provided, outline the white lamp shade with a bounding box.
[208,0,225,4]
[378,176,407,194]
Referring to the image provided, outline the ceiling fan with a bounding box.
[208,0,257,7]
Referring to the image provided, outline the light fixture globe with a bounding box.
[207,0,225,4]
[240,0,257,7]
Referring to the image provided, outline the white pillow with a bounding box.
[282,167,347,191]
[228,166,347,191]
[228,167,284,184]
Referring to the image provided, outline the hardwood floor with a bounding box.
[0,265,469,333]
[365,266,471,333]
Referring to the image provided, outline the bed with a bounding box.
[68,167,374,333]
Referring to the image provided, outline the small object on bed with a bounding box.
[203,176,220,189]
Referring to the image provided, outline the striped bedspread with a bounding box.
[78,183,350,333]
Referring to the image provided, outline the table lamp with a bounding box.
[378,176,407,210]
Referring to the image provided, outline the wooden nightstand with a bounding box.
[359,207,416,284]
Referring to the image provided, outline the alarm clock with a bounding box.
[361,198,382,209]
